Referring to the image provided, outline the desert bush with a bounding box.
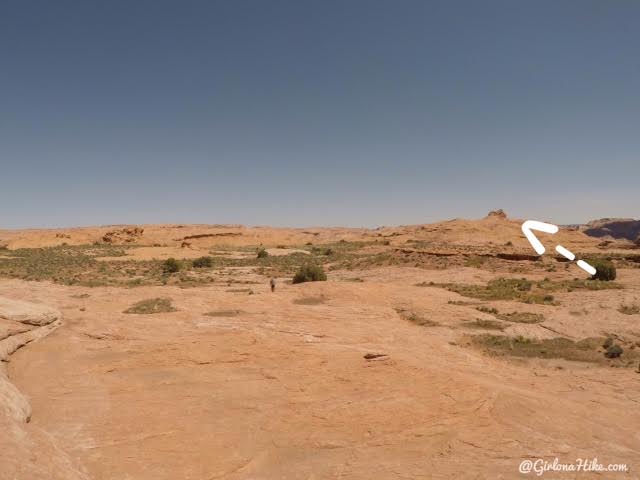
[257,248,269,259]
[589,258,616,281]
[292,264,327,284]
[162,257,181,274]
[604,343,623,358]
[124,297,176,314]
[192,256,213,268]
[465,256,486,268]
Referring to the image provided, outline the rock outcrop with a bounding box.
[0,297,63,326]
[0,298,87,479]
[486,209,507,219]
[102,227,144,244]
[581,218,640,241]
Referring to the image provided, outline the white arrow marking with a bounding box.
[577,260,597,275]
[521,220,559,255]
[555,245,575,261]
[521,220,597,277]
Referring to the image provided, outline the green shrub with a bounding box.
[257,248,269,259]
[589,258,616,281]
[604,344,623,358]
[292,264,327,284]
[192,256,213,268]
[162,257,182,274]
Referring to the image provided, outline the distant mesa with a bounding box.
[581,218,640,242]
[486,209,508,219]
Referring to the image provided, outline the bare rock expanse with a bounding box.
[1,213,639,479]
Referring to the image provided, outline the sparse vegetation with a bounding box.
[257,248,269,259]
[396,308,439,327]
[589,258,617,281]
[447,300,476,306]
[437,278,554,304]
[476,306,498,315]
[471,335,606,363]
[618,304,640,315]
[497,311,544,324]
[162,257,182,274]
[192,256,213,268]
[437,276,623,305]
[476,306,544,324]
[124,297,176,314]
[465,255,486,268]
[535,278,622,292]
[462,319,506,331]
[0,245,165,287]
[292,264,327,284]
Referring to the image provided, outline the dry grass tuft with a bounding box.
[124,298,176,314]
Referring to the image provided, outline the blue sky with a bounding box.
[1,0,638,228]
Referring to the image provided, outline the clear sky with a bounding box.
[1,0,638,228]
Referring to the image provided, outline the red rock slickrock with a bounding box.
[0,218,638,479]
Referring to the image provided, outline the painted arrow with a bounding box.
[521,220,558,255]
[521,220,596,276]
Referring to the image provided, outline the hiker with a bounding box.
[270,277,276,292]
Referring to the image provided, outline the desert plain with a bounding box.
[1,211,640,479]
